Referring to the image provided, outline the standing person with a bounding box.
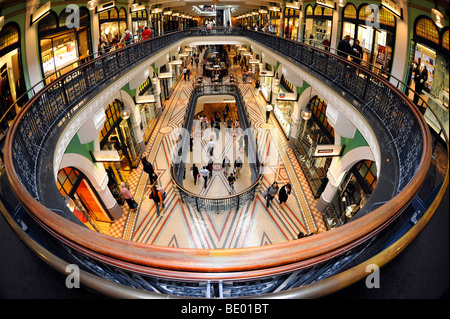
[98,37,108,56]
[142,156,157,184]
[228,173,236,195]
[200,166,210,188]
[226,117,233,134]
[265,103,273,123]
[234,156,243,177]
[183,66,187,80]
[222,156,231,174]
[337,35,352,59]
[154,183,166,208]
[191,163,199,185]
[187,68,191,81]
[351,39,363,65]
[278,183,291,207]
[263,182,279,208]
[149,185,164,217]
[413,62,428,105]
[119,29,133,46]
[142,26,152,40]
[120,182,137,211]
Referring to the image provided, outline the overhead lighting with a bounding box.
[259,9,268,14]
[337,0,346,7]
[269,6,280,12]
[273,73,280,85]
[151,8,163,14]
[87,1,96,11]
[30,1,51,26]
[431,7,444,28]
[316,0,336,10]
[172,12,180,17]
[120,106,131,119]
[151,72,158,84]
[164,10,172,15]
[301,106,312,121]
[0,16,4,31]
[380,0,403,19]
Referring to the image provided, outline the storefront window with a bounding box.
[274,75,295,137]
[57,167,113,232]
[99,6,127,45]
[303,4,332,48]
[132,9,148,40]
[40,32,79,77]
[341,4,396,77]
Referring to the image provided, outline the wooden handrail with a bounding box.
[3,30,434,279]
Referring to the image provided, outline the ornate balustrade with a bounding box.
[1,28,445,298]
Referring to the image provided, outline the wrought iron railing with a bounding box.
[1,27,447,299]
[171,84,262,212]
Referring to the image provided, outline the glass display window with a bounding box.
[40,32,79,77]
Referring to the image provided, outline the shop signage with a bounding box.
[314,144,345,157]
[96,1,116,14]
[90,150,121,162]
[316,0,336,10]
[259,71,274,77]
[376,45,387,66]
[136,94,156,104]
[31,1,51,26]
[276,92,297,101]
[380,0,403,19]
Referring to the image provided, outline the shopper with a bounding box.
[263,182,279,208]
[149,185,164,217]
[337,35,352,59]
[234,156,243,177]
[191,163,199,185]
[142,26,152,40]
[265,104,273,123]
[351,39,363,65]
[120,182,137,211]
[200,166,210,188]
[141,156,157,184]
[278,183,291,207]
[208,138,215,156]
[228,173,236,195]
[222,156,231,174]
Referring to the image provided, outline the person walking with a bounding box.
[120,182,137,211]
[142,156,157,184]
[208,138,215,156]
[265,104,273,123]
[263,181,279,208]
[149,185,164,217]
[234,156,243,177]
[200,166,210,189]
[278,183,291,207]
[228,173,236,195]
[351,39,363,65]
[222,156,231,174]
[191,163,199,185]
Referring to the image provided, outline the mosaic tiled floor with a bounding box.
[107,62,326,248]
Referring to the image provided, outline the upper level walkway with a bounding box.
[109,55,325,248]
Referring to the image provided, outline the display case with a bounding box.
[40,33,79,77]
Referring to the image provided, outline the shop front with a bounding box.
[99,6,127,46]
[137,76,158,143]
[259,62,274,102]
[132,8,149,40]
[273,75,295,137]
[57,167,113,233]
[294,95,334,198]
[303,3,333,48]
[283,6,300,40]
[100,99,142,183]
[408,16,449,140]
[340,3,396,77]
[0,22,26,137]
[38,7,92,84]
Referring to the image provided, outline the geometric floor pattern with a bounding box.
[108,58,327,248]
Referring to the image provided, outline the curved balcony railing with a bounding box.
[171,84,262,212]
[1,27,447,298]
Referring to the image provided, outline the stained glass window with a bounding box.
[323,8,333,16]
[119,7,127,19]
[343,3,357,19]
[416,18,439,44]
[100,99,122,141]
[0,24,19,51]
[442,30,449,50]
[379,7,395,27]
[358,4,373,22]
[311,96,334,138]
[314,5,323,16]
[305,5,313,16]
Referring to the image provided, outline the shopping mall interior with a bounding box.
[0,0,448,301]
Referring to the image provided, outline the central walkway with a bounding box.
[107,51,327,249]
